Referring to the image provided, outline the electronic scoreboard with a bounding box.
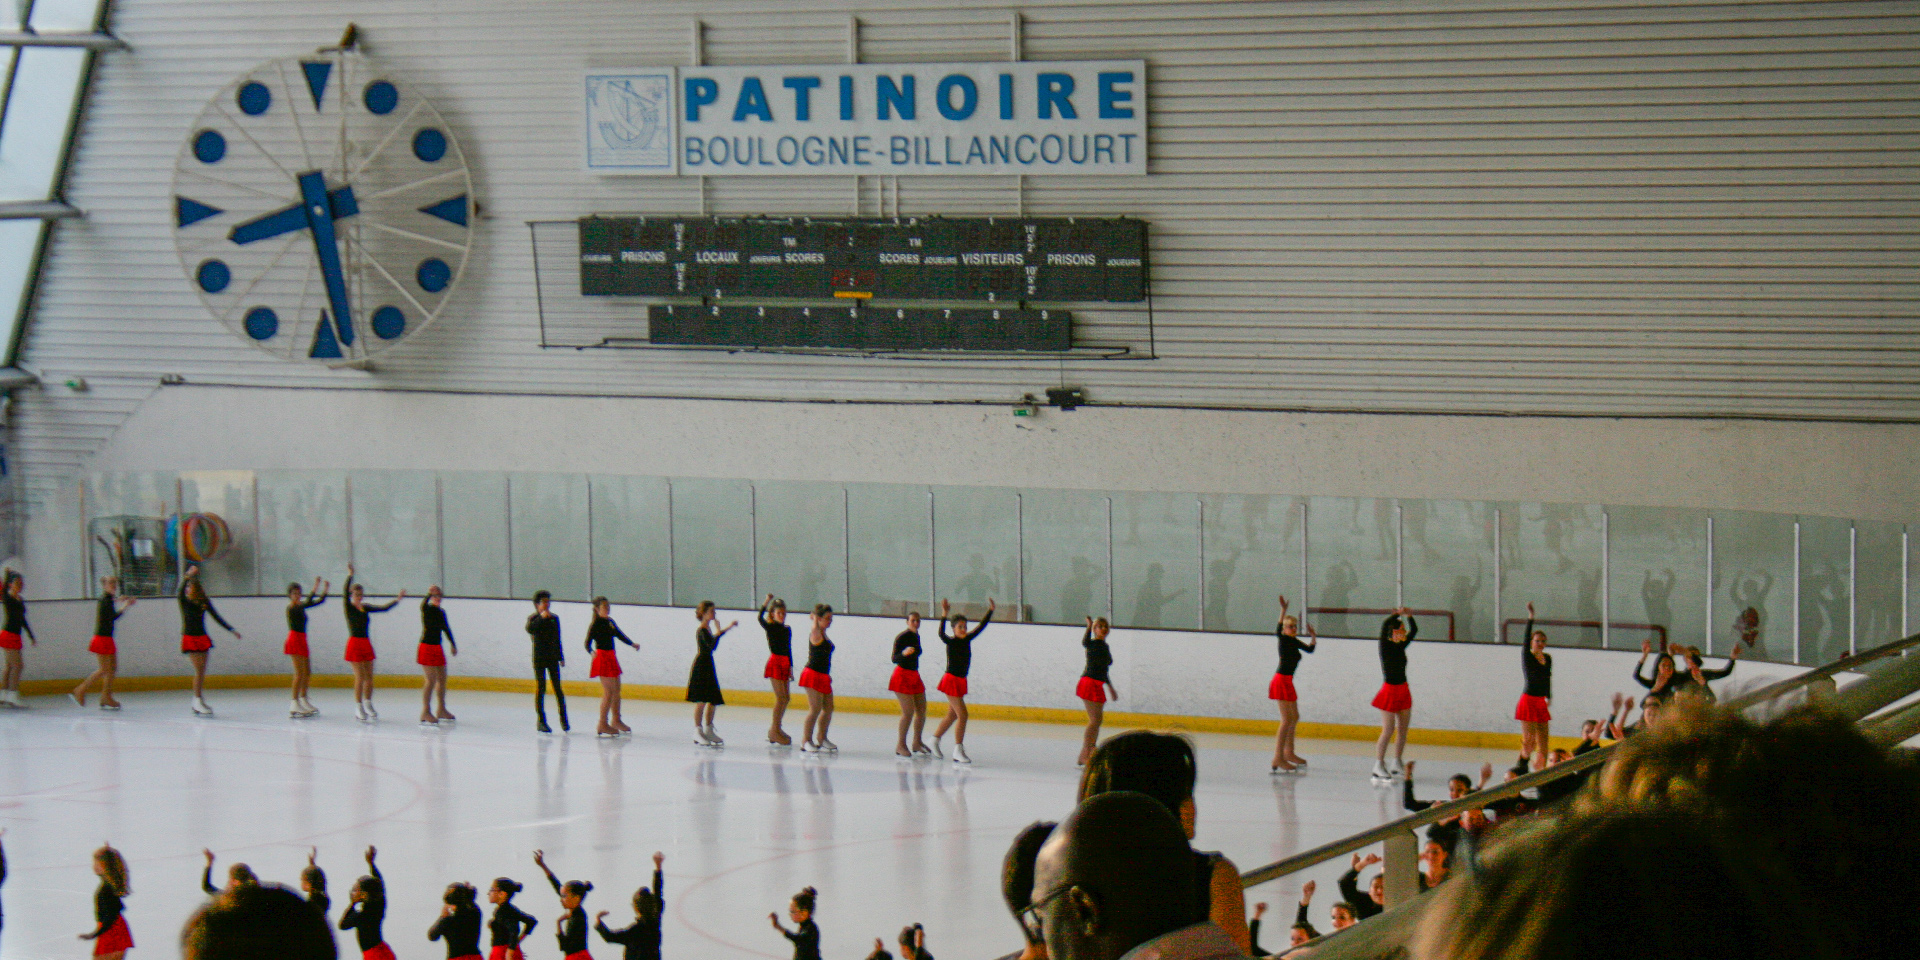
[577,215,1147,351]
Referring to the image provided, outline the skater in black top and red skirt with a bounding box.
[760,596,795,745]
[889,611,930,758]
[81,845,132,960]
[343,565,406,722]
[0,571,33,709]
[429,883,484,960]
[1370,608,1416,781]
[1269,596,1318,774]
[534,851,594,960]
[340,847,395,960]
[586,598,638,737]
[285,577,328,718]
[1515,602,1553,771]
[687,601,735,746]
[797,605,836,753]
[418,587,459,726]
[179,565,240,716]
[1075,616,1119,768]
[931,597,993,765]
[486,878,537,960]
[72,577,135,710]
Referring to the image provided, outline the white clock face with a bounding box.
[171,52,473,363]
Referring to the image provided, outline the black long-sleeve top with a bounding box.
[343,578,400,637]
[178,579,233,636]
[1377,614,1417,685]
[696,624,724,658]
[805,631,834,674]
[781,918,822,960]
[202,862,220,895]
[287,589,327,632]
[1276,627,1314,676]
[1634,660,1678,701]
[90,883,125,938]
[339,863,387,953]
[309,888,331,923]
[429,904,483,958]
[488,902,538,949]
[759,605,793,659]
[594,867,664,960]
[527,611,564,667]
[94,593,126,637]
[1080,627,1113,683]
[420,600,455,646]
[1,593,31,639]
[543,872,589,955]
[1520,622,1552,698]
[891,629,922,671]
[1670,656,1736,700]
[937,609,993,678]
[1338,869,1383,920]
[1404,780,1468,853]
[586,614,637,653]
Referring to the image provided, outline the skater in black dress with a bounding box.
[686,601,737,746]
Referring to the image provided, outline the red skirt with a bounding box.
[88,635,117,656]
[488,948,525,960]
[937,673,969,697]
[0,629,18,649]
[1515,694,1552,723]
[565,951,593,960]
[1371,682,1413,712]
[589,648,621,678]
[888,666,925,695]
[1268,673,1298,702]
[764,654,792,680]
[93,915,134,954]
[450,955,484,960]
[284,630,310,657]
[363,945,397,960]
[797,667,832,693]
[181,633,213,653]
[417,643,448,667]
[343,636,376,662]
[1076,676,1107,703]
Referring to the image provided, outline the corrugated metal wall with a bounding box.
[10,0,1919,496]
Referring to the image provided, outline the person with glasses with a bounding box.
[1027,791,1245,960]
[1002,821,1057,960]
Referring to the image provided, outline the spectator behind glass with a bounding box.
[1077,731,1251,953]
[182,883,337,960]
[1030,791,1243,960]
[1415,701,1920,960]
[1003,821,1057,960]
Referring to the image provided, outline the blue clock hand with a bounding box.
[296,170,356,346]
[230,186,358,245]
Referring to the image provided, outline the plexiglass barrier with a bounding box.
[37,469,1916,665]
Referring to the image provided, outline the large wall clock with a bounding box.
[171,51,473,363]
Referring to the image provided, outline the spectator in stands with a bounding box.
[1419,840,1452,888]
[1415,701,1920,960]
[1028,791,1243,960]
[1337,854,1385,920]
[897,923,931,960]
[1632,640,1681,703]
[1668,644,1739,702]
[181,883,336,960]
[1077,731,1252,953]
[1534,749,1582,806]
[1327,903,1356,933]
[1401,760,1491,852]
[1002,821,1056,960]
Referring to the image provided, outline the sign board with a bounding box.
[586,60,1147,176]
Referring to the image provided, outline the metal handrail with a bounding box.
[1239,629,1920,891]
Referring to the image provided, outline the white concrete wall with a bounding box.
[21,596,1808,737]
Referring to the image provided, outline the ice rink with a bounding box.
[0,689,1514,960]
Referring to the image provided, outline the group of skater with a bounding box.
[0,826,949,960]
[2,567,1744,775]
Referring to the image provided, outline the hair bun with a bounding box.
[802,886,817,896]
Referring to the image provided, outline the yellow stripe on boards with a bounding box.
[20,674,1583,751]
